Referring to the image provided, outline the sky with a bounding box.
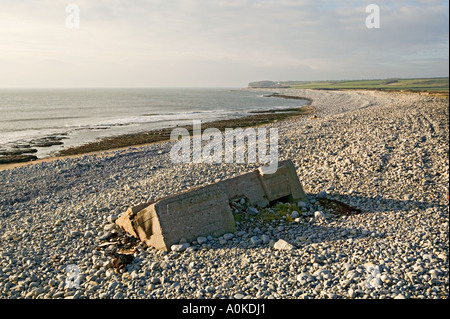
[0,0,448,88]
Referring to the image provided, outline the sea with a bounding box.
[0,88,308,159]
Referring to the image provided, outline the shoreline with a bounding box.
[0,96,314,171]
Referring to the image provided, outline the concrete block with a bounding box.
[119,182,235,251]
[258,159,307,203]
[116,159,306,251]
[221,170,269,208]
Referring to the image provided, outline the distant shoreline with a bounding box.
[0,94,313,170]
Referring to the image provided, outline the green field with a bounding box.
[285,77,449,93]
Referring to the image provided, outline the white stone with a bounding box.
[437,253,446,261]
[348,288,356,298]
[103,223,116,231]
[273,239,294,250]
[314,211,325,221]
[107,214,118,223]
[170,243,190,252]
[380,274,390,283]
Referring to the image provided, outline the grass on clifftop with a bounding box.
[268,77,449,98]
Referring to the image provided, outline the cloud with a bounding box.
[0,0,448,87]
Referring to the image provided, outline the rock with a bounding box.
[368,276,382,288]
[32,138,64,147]
[394,294,406,299]
[314,211,326,221]
[0,154,38,164]
[247,207,260,215]
[290,211,300,219]
[104,223,116,231]
[296,235,308,243]
[250,236,262,245]
[348,288,356,298]
[170,243,190,252]
[197,236,208,245]
[317,191,327,199]
[98,231,112,241]
[429,269,441,276]
[261,234,270,244]
[108,281,120,290]
[223,233,234,240]
[107,215,118,223]
[273,239,294,250]
[437,253,446,261]
[223,281,235,288]
[131,271,139,280]
[113,291,124,299]
[256,271,265,278]
[380,274,391,284]
[297,201,307,208]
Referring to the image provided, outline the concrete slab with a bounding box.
[116,159,306,251]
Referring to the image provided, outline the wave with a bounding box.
[2,116,86,123]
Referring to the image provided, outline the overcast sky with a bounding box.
[0,0,448,88]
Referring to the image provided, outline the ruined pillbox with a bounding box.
[115,159,306,251]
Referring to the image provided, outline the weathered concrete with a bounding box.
[258,159,306,203]
[135,182,235,250]
[221,160,307,207]
[116,159,306,251]
[221,170,269,208]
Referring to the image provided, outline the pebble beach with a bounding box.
[0,88,448,300]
